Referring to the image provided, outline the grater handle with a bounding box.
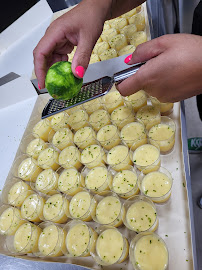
[113,62,145,84]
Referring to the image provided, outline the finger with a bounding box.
[48,53,68,68]
[33,48,47,89]
[71,33,94,78]
[118,46,171,97]
[126,36,166,65]
[33,37,57,89]
[116,63,147,96]
[33,28,68,88]
[62,54,68,62]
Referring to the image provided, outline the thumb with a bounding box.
[117,37,166,96]
[71,35,94,79]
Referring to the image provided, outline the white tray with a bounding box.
[0,93,194,270]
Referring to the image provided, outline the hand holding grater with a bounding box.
[42,62,145,119]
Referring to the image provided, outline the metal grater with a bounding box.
[42,62,145,119]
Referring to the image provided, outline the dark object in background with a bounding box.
[46,0,68,12]
[192,1,202,121]
[0,0,69,33]
[65,0,81,8]
[0,0,38,33]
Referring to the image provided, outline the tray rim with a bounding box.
[180,100,197,270]
[0,95,195,270]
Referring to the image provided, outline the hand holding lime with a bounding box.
[45,61,83,100]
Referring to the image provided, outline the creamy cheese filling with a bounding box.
[130,31,147,47]
[43,194,69,223]
[118,45,136,56]
[26,138,47,159]
[58,168,82,194]
[99,48,118,61]
[129,12,145,31]
[0,207,25,235]
[120,24,137,40]
[136,105,160,130]
[14,222,41,253]
[21,193,44,222]
[148,124,175,152]
[85,166,111,192]
[134,234,168,270]
[59,146,81,170]
[81,145,106,169]
[112,170,137,194]
[150,96,173,113]
[133,144,160,167]
[121,122,146,147]
[74,127,96,149]
[8,181,31,207]
[38,224,65,257]
[33,119,53,142]
[102,89,124,113]
[124,90,147,112]
[107,145,132,170]
[68,110,88,131]
[96,196,121,224]
[50,112,69,131]
[101,28,117,42]
[69,191,91,220]
[89,110,111,131]
[126,200,157,232]
[97,125,121,150]
[37,147,59,170]
[51,128,73,150]
[110,18,128,32]
[109,34,128,51]
[66,223,90,256]
[82,98,103,114]
[35,169,58,193]
[141,171,172,198]
[111,106,135,129]
[96,229,124,264]
[18,157,42,181]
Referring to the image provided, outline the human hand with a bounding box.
[33,0,108,89]
[117,34,202,102]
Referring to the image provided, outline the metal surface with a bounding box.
[41,76,112,118]
[42,62,144,118]
[113,62,145,83]
[0,72,20,86]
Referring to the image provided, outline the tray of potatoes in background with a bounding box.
[0,86,193,270]
[67,3,150,63]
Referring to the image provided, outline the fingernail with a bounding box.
[124,54,132,64]
[38,83,41,90]
[75,66,85,78]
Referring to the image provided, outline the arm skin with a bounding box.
[107,0,145,19]
[33,0,202,102]
[117,33,202,102]
[33,0,144,88]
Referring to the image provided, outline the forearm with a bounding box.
[81,0,146,22]
[109,0,146,19]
